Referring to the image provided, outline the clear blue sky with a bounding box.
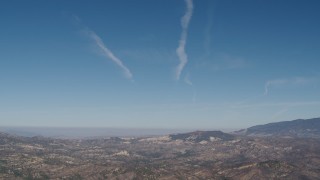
[1,0,319,129]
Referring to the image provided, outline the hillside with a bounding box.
[169,130,235,142]
[1,129,320,179]
[237,117,320,138]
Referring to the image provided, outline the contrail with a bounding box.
[176,0,193,80]
[264,79,287,95]
[184,73,197,103]
[87,30,133,79]
[71,15,133,79]
[184,73,193,86]
[264,77,316,95]
[264,81,271,95]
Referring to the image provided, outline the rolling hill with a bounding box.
[236,117,320,138]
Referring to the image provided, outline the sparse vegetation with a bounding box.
[0,129,320,179]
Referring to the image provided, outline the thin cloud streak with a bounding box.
[271,107,289,120]
[264,77,316,95]
[184,73,197,103]
[232,101,320,109]
[176,0,193,80]
[184,73,193,86]
[72,15,133,80]
[87,30,133,79]
[264,79,287,95]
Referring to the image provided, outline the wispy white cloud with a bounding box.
[72,14,82,23]
[264,77,316,95]
[86,30,133,79]
[271,107,289,120]
[184,73,193,86]
[184,73,197,103]
[176,0,194,80]
[264,79,287,95]
[231,101,320,109]
[73,15,133,80]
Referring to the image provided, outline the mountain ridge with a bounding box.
[235,117,320,138]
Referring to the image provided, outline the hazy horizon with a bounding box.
[0,126,240,138]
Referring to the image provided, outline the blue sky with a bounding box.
[1,0,320,129]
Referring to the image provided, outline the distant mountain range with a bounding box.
[235,117,320,138]
[1,117,320,139]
